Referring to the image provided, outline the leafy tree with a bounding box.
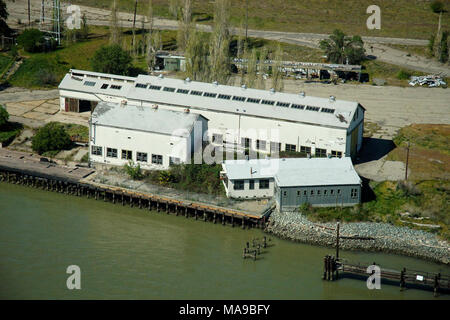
[0,104,9,127]
[31,122,72,155]
[438,31,449,63]
[208,0,231,84]
[0,0,11,36]
[319,29,366,65]
[17,29,45,53]
[91,44,132,75]
[430,1,445,14]
[185,28,209,81]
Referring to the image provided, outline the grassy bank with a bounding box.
[71,0,449,39]
[303,180,449,241]
[304,123,450,240]
[386,124,450,180]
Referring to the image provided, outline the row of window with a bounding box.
[212,135,342,157]
[281,188,358,199]
[233,179,270,190]
[133,82,335,113]
[91,146,181,165]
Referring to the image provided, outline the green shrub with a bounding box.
[124,160,143,180]
[91,44,132,75]
[17,29,45,53]
[396,70,412,80]
[0,104,9,127]
[31,122,72,155]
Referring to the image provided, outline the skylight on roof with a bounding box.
[261,100,275,105]
[218,94,231,100]
[135,83,147,89]
[291,104,305,109]
[163,87,176,92]
[100,84,108,89]
[177,89,189,94]
[276,102,290,108]
[203,92,217,98]
[110,84,122,90]
[306,106,320,112]
[232,96,246,102]
[321,108,335,114]
[247,98,261,104]
[190,90,203,96]
[83,81,96,87]
[149,85,161,90]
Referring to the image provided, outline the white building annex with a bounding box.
[221,157,362,211]
[89,101,208,170]
[59,69,365,158]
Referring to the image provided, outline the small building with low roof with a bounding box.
[89,101,208,169]
[221,157,361,211]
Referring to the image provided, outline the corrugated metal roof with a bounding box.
[58,73,134,98]
[223,157,361,187]
[127,74,358,129]
[91,101,203,137]
[59,69,361,129]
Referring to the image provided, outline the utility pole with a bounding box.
[336,221,340,260]
[132,0,138,47]
[28,0,31,26]
[245,0,248,43]
[405,141,410,181]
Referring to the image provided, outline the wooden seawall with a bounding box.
[0,165,266,229]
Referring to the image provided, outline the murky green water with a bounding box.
[0,183,449,299]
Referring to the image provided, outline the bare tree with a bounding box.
[208,0,231,84]
[271,44,284,92]
[110,0,121,45]
[177,0,192,52]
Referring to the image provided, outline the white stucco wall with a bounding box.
[223,178,275,199]
[89,124,197,170]
[134,99,348,157]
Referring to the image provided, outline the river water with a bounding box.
[1,183,449,299]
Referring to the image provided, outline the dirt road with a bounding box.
[7,0,450,76]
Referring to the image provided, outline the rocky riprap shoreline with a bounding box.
[265,210,450,265]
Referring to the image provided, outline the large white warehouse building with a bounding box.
[59,69,365,158]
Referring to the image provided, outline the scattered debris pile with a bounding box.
[409,75,447,87]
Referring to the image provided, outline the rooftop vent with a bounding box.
[184,108,190,113]
[158,74,164,79]
[270,88,275,94]
[152,104,158,109]
[299,91,305,98]
[329,95,336,102]
[212,81,219,86]
[185,77,191,83]
[241,84,247,89]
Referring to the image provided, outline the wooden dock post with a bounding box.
[231,215,234,227]
[434,273,440,297]
[242,217,245,229]
[139,197,142,209]
[185,207,188,218]
[400,268,406,291]
[121,193,124,205]
[112,192,115,204]
[156,201,160,212]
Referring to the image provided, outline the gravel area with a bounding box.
[265,210,450,265]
